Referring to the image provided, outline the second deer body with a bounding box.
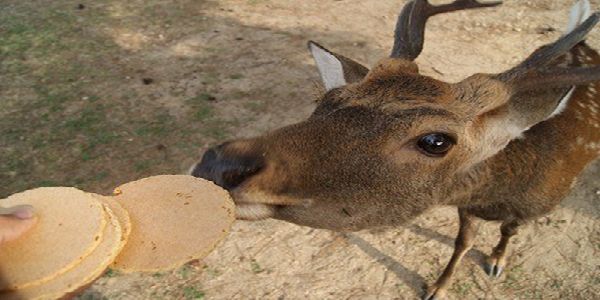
[192,0,600,298]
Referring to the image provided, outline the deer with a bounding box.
[190,0,600,298]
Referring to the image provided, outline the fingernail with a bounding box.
[1,205,35,219]
[13,207,34,219]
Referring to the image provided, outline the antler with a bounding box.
[495,12,600,92]
[391,0,502,60]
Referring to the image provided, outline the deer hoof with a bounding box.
[484,257,505,278]
[423,285,447,300]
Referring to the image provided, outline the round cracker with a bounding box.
[112,175,235,272]
[0,188,106,291]
[1,203,126,300]
[93,195,132,243]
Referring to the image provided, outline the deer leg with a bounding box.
[424,208,478,300]
[485,219,522,278]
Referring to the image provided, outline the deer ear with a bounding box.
[456,0,597,166]
[308,41,369,91]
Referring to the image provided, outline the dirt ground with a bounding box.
[1,0,599,299]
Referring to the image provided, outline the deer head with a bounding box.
[191,0,600,231]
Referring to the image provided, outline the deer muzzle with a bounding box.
[190,141,307,220]
[190,143,264,190]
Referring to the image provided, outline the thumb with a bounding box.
[0,205,37,244]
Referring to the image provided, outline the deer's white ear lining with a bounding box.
[309,42,347,91]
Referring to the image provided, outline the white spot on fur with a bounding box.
[309,42,347,91]
[585,142,600,151]
[586,91,596,98]
[570,178,579,189]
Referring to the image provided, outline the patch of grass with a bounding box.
[194,105,213,121]
[104,268,119,278]
[201,123,229,140]
[183,286,205,299]
[187,94,215,121]
[201,73,220,85]
[78,294,109,300]
[503,265,525,290]
[247,0,267,5]
[64,107,104,132]
[134,113,175,137]
[189,93,216,103]
[36,180,60,187]
[244,101,265,112]
[250,259,264,274]
[394,283,404,291]
[134,160,153,172]
[550,279,563,289]
[203,265,221,277]
[93,171,109,181]
[451,281,472,296]
[522,289,543,299]
[229,73,243,79]
[178,264,192,279]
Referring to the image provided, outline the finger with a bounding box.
[0,216,38,244]
[0,205,35,219]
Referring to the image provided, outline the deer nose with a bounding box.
[190,145,264,190]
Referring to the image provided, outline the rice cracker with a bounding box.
[0,187,106,291]
[111,175,234,272]
[1,203,125,299]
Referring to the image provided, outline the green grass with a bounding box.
[203,265,221,278]
[244,101,265,112]
[503,265,525,290]
[134,160,153,172]
[183,286,205,299]
[250,259,264,274]
[187,94,216,121]
[451,281,472,296]
[178,264,193,279]
[104,268,119,278]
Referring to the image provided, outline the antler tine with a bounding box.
[428,0,503,15]
[391,0,416,59]
[391,0,502,60]
[497,12,600,83]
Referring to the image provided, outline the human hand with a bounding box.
[0,205,37,244]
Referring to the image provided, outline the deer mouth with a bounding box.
[229,189,310,221]
[233,202,276,220]
[187,154,308,220]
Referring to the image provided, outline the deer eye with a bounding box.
[417,133,455,157]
